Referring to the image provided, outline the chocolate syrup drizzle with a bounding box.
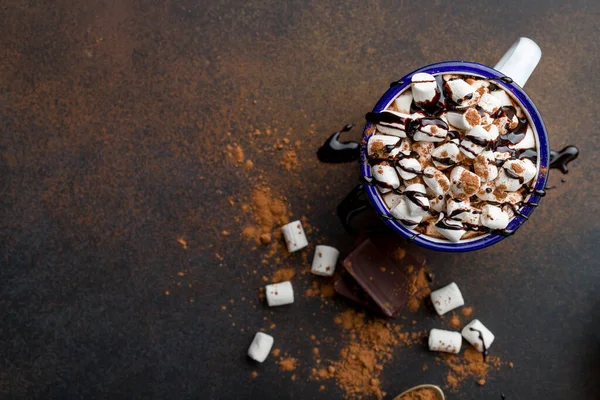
[317,124,360,163]
[469,327,489,362]
[549,145,579,173]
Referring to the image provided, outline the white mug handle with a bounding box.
[493,37,542,88]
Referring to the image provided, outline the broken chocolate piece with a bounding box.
[341,239,410,317]
[334,272,388,316]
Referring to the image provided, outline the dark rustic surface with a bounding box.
[1,1,599,399]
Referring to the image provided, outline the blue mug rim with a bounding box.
[359,61,550,252]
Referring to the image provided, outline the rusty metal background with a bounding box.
[1,0,598,399]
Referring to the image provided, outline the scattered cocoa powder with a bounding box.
[449,313,461,329]
[396,387,440,400]
[271,348,281,357]
[280,150,299,171]
[251,371,258,379]
[406,267,432,312]
[306,281,335,298]
[271,268,295,283]
[440,347,502,391]
[314,310,425,399]
[461,307,473,317]
[278,357,297,372]
[242,186,289,244]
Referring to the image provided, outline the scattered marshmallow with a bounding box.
[367,135,401,160]
[462,319,495,353]
[445,108,481,131]
[248,332,274,363]
[423,166,450,196]
[394,90,413,114]
[445,79,475,106]
[460,125,499,159]
[390,198,423,228]
[428,329,462,354]
[450,166,481,197]
[311,245,339,277]
[281,220,308,253]
[430,282,465,315]
[265,281,294,307]
[434,213,466,242]
[431,141,462,170]
[478,92,501,115]
[371,162,400,190]
[396,157,422,180]
[403,183,430,218]
[411,72,439,105]
[480,204,510,230]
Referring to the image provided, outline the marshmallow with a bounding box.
[396,157,422,180]
[434,213,466,242]
[496,159,537,192]
[430,282,465,315]
[404,183,430,218]
[478,92,501,115]
[446,197,470,220]
[423,166,450,196]
[490,89,514,107]
[460,125,499,159]
[367,135,401,160]
[311,245,339,277]
[248,332,274,363]
[431,141,462,170]
[281,220,309,253]
[411,72,439,105]
[475,182,507,203]
[411,141,434,167]
[371,163,400,190]
[445,79,476,106]
[450,166,481,197]
[428,329,462,354]
[413,119,449,142]
[390,198,423,228]
[427,190,446,214]
[374,110,411,137]
[480,204,510,230]
[383,192,403,210]
[265,281,294,307]
[509,126,535,150]
[394,90,413,114]
[473,150,499,182]
[462,319,495,353]
[445,108,481,131]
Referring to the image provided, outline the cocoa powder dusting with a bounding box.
[396,387,440,400]
[313,310,425,399]
[242,186,289,244]
[406,267,432,312]
[278,357,298,372]
[271,268,296,283]
[440,347,502,391]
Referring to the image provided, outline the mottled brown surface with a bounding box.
[1,1,599,399]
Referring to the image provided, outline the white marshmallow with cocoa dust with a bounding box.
[311,245,339,277]
[445,108,481,131]
[394,90,413,114]
[383,192,404,210]
[396,157,422,180]
[478,92,502,115]
[411,72,439,105]
[491,89,513,107]
[390,198,423,229]
[374,110,411,137]
[475,182,507,203]
[248,332,274,363]
[462,319,495,353]
[281,220,308,253]
[431,141,462,170]
[480,204,510,230]
[446,197,470,220]
[412,120,448,143]
[367,135,401,160]
[265,281,294,307]
[403,183,430,218]
[445,78,476,106]
[473,150,499,182]
[509,126,536,150]
[434,213,466,242]
[430,282,465,315]
[411,141,434,167]
[460,125,499,159]
[428,329,462,354]
[423,166,450,196]
[427,189,446,214]
[371,162,400,191]
[450,166,481,197]
[496,159,537,192]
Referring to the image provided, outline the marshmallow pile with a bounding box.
[366,73,538,242]
[248,220,341,363]
[427,282,496,356]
